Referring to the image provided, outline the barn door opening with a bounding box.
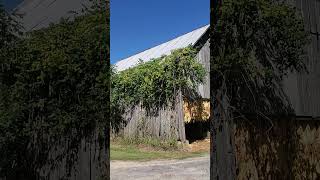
[183,99,210,143]
[185,120,210,143]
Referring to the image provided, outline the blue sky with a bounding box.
[2,0,22,10]
[111,0,209,64]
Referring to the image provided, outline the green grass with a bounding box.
[110,143,208,161]
[113,137,179,151]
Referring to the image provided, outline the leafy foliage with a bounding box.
[0,2,22,92]
[0,3,22,48]
[0,1,109,179]
[211,0,309,116]
[111,46,206,129]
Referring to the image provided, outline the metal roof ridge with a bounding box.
[114,24,210,65]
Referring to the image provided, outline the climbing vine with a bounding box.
[111,46,206,126]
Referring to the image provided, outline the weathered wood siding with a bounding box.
[38,132,107,180]
[283,0,320,117]
[197,39,211,99]
[121,39,211,140]
[122,104,180,140]
[234,117,320,179]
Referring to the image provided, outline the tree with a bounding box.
[210,0,309,179]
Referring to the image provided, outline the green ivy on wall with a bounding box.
[111,46,206,119]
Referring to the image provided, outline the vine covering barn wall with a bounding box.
[114,39,210,141]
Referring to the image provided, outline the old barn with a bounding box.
[114,25,211,143]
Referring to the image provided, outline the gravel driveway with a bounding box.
[110,155,210,180]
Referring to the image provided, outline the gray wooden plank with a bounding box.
[296,0,302,10]
[301,0,311,31]
[311,35,320,116]
[316,0,320,34]
[196,40,210,99]
[309,0,317,33]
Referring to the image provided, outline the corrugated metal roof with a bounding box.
[114,24,210,72]
[14,0,90,32]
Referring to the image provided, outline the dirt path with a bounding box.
[110,155,210,180]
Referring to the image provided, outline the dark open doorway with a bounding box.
[185,120,210,143]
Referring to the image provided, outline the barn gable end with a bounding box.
[114,25,211,141]
[115,24,210,99]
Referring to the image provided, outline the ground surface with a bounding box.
[110,138,210,161]
[110,138,210,180]
[110,155,210,180]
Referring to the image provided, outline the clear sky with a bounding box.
[2,0,22,11]
[111,0,209,64]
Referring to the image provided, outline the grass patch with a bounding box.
[114,137,179,151]
[110,137,208,161]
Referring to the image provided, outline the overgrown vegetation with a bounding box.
[210,0,309,178]
[110,144,206,161]
[0,1,109,179]
[111,46,206,133]
[112,136,179,151]
[112,46,205,112]
[111,137,207,161]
